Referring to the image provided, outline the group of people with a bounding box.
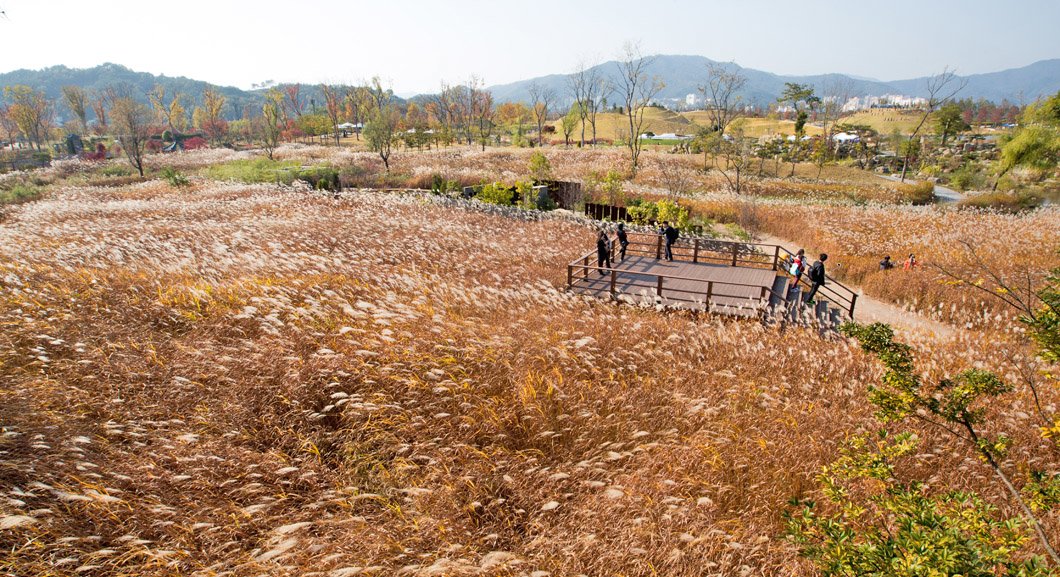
[879,254,919,271]
[785,249,829,305]
[595,221,681,274]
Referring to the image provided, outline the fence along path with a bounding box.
[566,232,859,321]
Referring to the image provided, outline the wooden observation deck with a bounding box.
[566,232,859,321]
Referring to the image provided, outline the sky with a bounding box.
[0,0,1058,94]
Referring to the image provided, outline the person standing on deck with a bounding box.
[805,253,828,305]
[663,222,679,261]
[616,223,629,261]
[788,249,806,290]
[596,230,612,275]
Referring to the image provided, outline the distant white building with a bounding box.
[685,93,698,108]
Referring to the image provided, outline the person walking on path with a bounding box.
[805,253,828,304]
[880,255,894,270]
[616,223,629,261]
[788,248,806,289]
[903,253,918,271]
[596,230,612,275]
[663,222,679,261]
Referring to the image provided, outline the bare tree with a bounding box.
[900,68,967,182]
[90,90,108,135]
[528,80,556,147]
[586,70,610,147]
[813,77,854,179]
[434,82,461,146]
[320,83,343,146]
[473,88,495,151]
[108,90,152,177]
[61,85,88,135]
[616,42,664,175]
[698,62,746,134]
[658,156,695,201]
[568,61,604,147]
[461,77,484,146]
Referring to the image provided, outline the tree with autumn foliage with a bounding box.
[195,87,228,146]
[3,85,53,150]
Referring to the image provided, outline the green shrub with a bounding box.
[528,151,552,182]
[656,199,690,230]
[0,183,42,205]
[160,167,190,187]
[100,164,132,177]
[626,201,658,224]
[206,159,340,191]
[948,165,988,191]
[429,173,460,194]
[476,182,516,206]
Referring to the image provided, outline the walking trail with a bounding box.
[752,230,956,340]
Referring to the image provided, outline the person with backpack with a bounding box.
[879,255,895,270]
[805,253,828,305]
[663,222,679,261]
[616,222,629,262]
[596,230,612,275]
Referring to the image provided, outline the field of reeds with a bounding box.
[2,150,1060,576]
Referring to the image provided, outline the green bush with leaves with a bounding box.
[788,430,1055,577]
[817,321,1060,567]
[0,182,41,205]
[656,199,690,230]
[160,166,189,187]
[528,151,552,182]
[475,182,516,206]
[205,159,340,191]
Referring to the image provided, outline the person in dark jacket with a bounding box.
[805,253,828,304]
[596,230,612,275]
[616,223,629,261]
[879,255,894,270]
[663,222,679,261]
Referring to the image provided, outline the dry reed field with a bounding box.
[2,165,1059,575]
[746,202,1060,327]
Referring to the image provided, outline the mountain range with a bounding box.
[1,57,1057,122]
[487,55,1060,107]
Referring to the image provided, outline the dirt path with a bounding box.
[751,231,956,339]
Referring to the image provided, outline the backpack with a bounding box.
[788,257,803,276]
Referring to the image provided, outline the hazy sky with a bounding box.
[1,0,1057,93]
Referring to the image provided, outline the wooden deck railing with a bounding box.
[568,232,858,318]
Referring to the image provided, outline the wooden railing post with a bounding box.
[693,238,700,263]
[849,293,858,318]
[610,269,618,299]
[731,243,738,266]
[773,246,780,270]
[656,276,664,298]
[567,265,573,289]
[705,281,713,308]
[583,255,589,281]
[655,235,662,259]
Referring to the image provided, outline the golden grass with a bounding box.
[1,174,1059,574]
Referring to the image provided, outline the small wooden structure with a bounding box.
[567,232,858,320]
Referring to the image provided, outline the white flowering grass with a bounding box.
[0,178,1056,575]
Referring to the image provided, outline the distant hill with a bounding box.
[2,58,1057,124]
[486,55,1060,108]
[0,63,384,123]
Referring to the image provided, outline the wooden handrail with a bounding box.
[570,230,857,317]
